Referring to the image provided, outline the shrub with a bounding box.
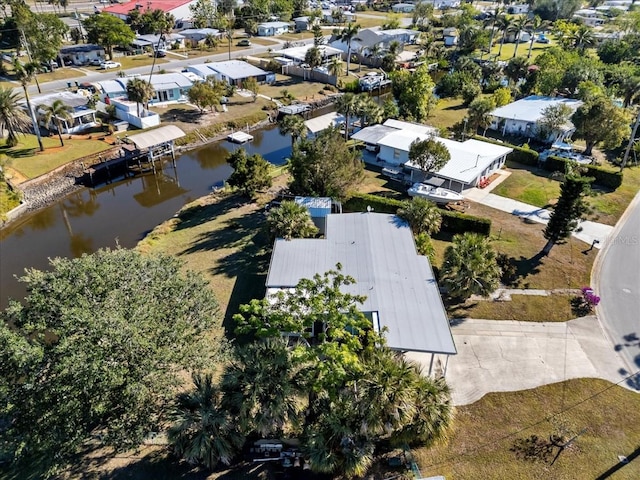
[544,156,623,189]
[472,136,539,167]
[344,193,491,235]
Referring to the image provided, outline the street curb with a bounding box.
[592,187,640,373]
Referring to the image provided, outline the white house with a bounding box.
[572,9,606,27]
[266,212,457,375]
[102,0,196,22]
[489,95,583,143]
[30,91,98,134]
[257,21,290,36]
[274,44,343,64]
[179,28,221,47]
[203,60,275,86]
[392,3,415,13]
[423,0,461,8]
[148,72,193,104]
[359,120,512,191]
[293,16,320,31]
[443,27,458,46]
[330,28,419,57]
[133,33,185,51]
[507,4,530,14]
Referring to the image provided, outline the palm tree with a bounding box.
[621,76,640,108]
[221,339,307,437]
[0,87,30,147]
[13,59,43,151]
[572,25,595,53]
[366,43,383,67]
[267,200,319,240]
[355,95,383,128]
[335,92,357,140]
[484,6,504,52]
[398,197,442,235]
[510,15,531,59]
[327,56,343,84]
[526,16,550,59]
[39,99,73,147]
[441,232,501,300]
[496,14,513,58]
[339,22,361,76]
[126,78,155,116]
[278,114,307,148]
[168,373,245,470]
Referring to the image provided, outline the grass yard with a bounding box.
[416,378,640,480]
[1,134,113,182]
[0,178,21,219]
[485,39,552,62]
[429,97,469,131]
[492,162,562,208]
[587,164,640,226]
[261,74,334,102]
[136,177,287,329]
[448,294,576,322]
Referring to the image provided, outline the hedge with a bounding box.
[344,193,492,235]
[542,156,623,189]
[472,135,539,167]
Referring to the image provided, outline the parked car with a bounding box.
[100,60,121,69]
[237,39,251,47]
[154,49,167,58]
[536,34,550,44]
[90,58,103,66]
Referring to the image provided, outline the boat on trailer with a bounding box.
[407,183,464,204]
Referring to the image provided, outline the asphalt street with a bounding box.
[596,190,640,389]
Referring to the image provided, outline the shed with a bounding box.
[295,196,332,234]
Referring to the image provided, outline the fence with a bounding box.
[281,64,337,86]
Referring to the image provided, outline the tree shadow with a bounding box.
[173,194,249,232]
[3,147,37,158]
[614,332,640,391]
[594,445,640,479]
[497,252,544,287]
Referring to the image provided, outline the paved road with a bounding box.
[596,191,640,387]
[23,37,311,96]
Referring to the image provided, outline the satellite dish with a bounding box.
[366,205,373,212]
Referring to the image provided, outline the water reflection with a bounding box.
[0,121,301,308]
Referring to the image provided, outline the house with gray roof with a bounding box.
[204,60,275,86]
[30,91,98,134]
[266,212,456,376]
[179,28,221,47]
[489,95,583,143]
[148,73,193,104]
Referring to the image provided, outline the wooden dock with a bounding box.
[227,131,254,144]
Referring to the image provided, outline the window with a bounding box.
[393,149,400,159]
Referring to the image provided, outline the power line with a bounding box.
[422,369,640,471]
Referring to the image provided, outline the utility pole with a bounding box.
[621,107,640,171]
[19,28,41,93]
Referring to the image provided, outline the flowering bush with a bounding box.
[581,287,601,308]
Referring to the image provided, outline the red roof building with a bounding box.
[102,0,196,21]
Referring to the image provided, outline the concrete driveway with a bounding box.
[407,316,631,406]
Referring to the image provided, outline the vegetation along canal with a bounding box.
[0,124,294,309]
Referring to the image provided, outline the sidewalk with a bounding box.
[406,316,632,406]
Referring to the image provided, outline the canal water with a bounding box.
[0,124,294,309]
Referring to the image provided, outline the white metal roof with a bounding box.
[419,138,512,184]
[378,129,430,151]
[149,72,193,89]
[304,111,344,134]
[186,64,221,79]
[98,79,127,95]
[490,95,583,124]
[266,213,456,355]
[127,125,185,149]
[258,21,290,28]
[32,91,90,109]
[275,44,343,62]
[351,125,398,144]
[206,60,268,80]
[383,119,437,135]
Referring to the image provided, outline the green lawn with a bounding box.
[1,134,113,181]
[448,294,576,322]
[492,163,562,208]
[429,97,469,131]
[416,378,640,480]
[484,39,552,62]
[587,164,640,226]
[0,178,21,220]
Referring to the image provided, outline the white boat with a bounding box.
[407,183,463,204]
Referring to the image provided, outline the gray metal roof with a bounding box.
[266,213,456,355]
[149,72,193,89]
[206,60,268,80]
[127,125,185,149]
[350,125,397,145]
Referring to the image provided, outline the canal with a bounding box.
[0,124,294,309]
